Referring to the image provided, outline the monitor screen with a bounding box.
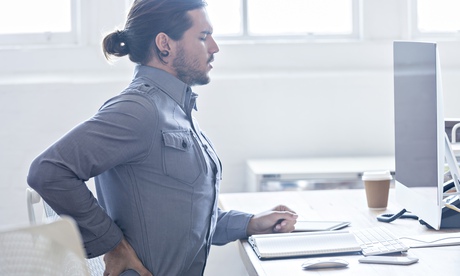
[393,41,444,229]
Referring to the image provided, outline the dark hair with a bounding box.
[102,0,207,64]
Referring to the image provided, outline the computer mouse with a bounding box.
[301,258,349,270]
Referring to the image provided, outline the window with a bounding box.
[206,0,359,40]
[0,0,77,46]
[206,0,242,36]
[412,0,460,37]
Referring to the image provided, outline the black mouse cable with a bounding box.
[376,209,419,223]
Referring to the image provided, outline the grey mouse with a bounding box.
[301,258,349,270]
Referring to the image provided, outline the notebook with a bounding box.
[247,230,361,259]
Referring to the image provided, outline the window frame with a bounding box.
[2,0,460,77]
[409,0,460,40]
[0,0,134,77]
[0,0,80,47]
[212,0,362,41]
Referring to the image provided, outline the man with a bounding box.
[28,1,297,275]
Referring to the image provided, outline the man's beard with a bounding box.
[173,46,211,86]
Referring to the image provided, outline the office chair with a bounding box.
[451,123,460,159]
[26,188,105,276]
[452,123,460,144]
[0,216,90,275]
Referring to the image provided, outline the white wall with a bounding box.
[1,1,460,275]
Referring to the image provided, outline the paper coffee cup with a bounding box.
[362,171,392,210]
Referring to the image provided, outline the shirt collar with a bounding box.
[133,64,197,112]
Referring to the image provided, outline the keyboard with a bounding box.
[351,227,409,256]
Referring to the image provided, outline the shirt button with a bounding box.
[182,140,188,149]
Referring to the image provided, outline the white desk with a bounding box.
[246,156,395,191]
[219,189,460,276]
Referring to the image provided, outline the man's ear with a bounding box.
[155,32,172,53]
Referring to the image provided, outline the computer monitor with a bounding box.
[393,41,460,230]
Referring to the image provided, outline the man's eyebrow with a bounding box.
[201,29,213,35]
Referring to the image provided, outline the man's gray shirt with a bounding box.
[28,65,253,275]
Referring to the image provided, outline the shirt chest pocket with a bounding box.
[162,130,206,185]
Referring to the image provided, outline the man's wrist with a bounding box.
[246,215,257,236]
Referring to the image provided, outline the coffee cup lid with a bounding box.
[362,170,392,181]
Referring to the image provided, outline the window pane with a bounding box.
[206,0,242,36]
[0,0,71,34]
[248,0,353,36]
[417,0,460,32]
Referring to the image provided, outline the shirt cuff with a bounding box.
[83,220,123,258]
[224,210,254,241]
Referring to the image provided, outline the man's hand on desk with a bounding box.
[246,205,298,235]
